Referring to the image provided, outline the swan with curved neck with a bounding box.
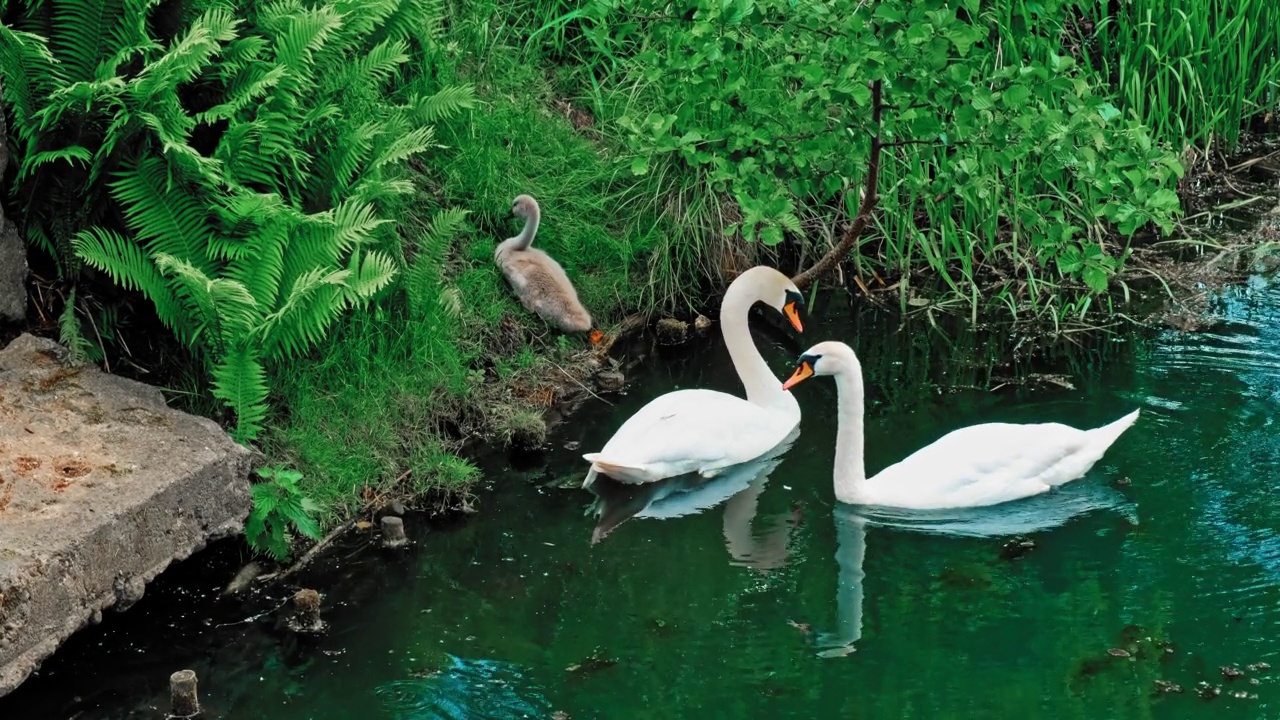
[583,266,805,486]
[495,194,593,333]
[782,341,1140,509]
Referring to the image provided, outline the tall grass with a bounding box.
[1082,0,1280,151]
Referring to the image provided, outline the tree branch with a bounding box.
[792,80,883,290]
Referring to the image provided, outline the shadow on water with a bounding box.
[8,276,1280,718]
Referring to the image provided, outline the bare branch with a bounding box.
[792,80,883,290]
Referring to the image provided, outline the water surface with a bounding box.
[5,278,1280,719]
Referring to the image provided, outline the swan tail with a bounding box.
[1090,408,1141,451]
[583,456,655,484]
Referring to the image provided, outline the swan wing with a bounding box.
[866,421,1103,509]
[584,389,798,484]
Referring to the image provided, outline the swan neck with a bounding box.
[510,208,539,250]
[721,285,791,412]
[832,365,867,503]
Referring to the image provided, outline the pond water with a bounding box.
[6,276,1280,719]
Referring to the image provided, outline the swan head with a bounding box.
[730,266,805,332]
[511,194,540,220]
[782,340,856,390]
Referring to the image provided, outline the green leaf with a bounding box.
[1081,265,1109,294]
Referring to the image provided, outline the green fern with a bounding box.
[7,0,471,443]
[58,288,97,365]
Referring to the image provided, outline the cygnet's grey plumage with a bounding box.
[494,194,593,333]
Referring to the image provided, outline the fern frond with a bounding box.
[406,207,467,316]
[378,0,444,44]
[257,266,350,360]
[197,63,286,123]
[130,8,238,103]
[215,34,269,79]
[211,344,269,442]
[47,0,125,82]
[346,249,397,300]
[0,25,61,146]
[109,157,215,267]
[370,125,434,169]
[345,37,409,88]
[351,177,416,204]
[58,288,96,365]
[71,227,194,342]
[330,198,390,250]
[325,120,380,195]
[271,6,342,77]
[17,145,92,182]
[154,253,221,349]
[408,85,477,124]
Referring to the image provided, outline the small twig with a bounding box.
[551,362,613,406]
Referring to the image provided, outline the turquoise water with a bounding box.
[5,278,1280,718]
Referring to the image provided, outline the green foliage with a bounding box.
[3,0,476,442]
[560,0,1188,312]
[1084,0,1280,151]
[246,465,324,561]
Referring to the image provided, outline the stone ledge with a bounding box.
[0,334,252,696]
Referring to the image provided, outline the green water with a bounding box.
[6,278,1280,719]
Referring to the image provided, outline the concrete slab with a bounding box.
[0,334,252,696]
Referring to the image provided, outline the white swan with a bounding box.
[782,341,1140,510]
[582,266,805,486]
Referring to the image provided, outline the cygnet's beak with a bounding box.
[782,360,814,391]
[783,301,804,333]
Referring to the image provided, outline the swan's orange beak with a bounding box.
[783,301,804,332]
[782,361,813,391]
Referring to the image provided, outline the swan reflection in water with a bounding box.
[584,430,801,571]
[817,480,1140,658]
[584,430,1137,659]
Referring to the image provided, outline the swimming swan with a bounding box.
[495,194,593,333]
[583,266,805,487]
[782,340,1140,510]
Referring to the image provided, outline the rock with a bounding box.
[594,370,624,393]
[0,334,252,697]
[999,536,1036,561]
[1222,665,1244,681]
[1153,679,1183,694]
[0,110,27,323]
[655,317,689,345]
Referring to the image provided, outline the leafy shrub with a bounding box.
[247,465,324,561]
[567,0,1184,307]
[1,0,475,441]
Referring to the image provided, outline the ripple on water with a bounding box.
[375,656,550,720]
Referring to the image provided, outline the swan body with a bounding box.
[495,194,593,333]
[783,340,1140,510]
[583,266,806,486]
